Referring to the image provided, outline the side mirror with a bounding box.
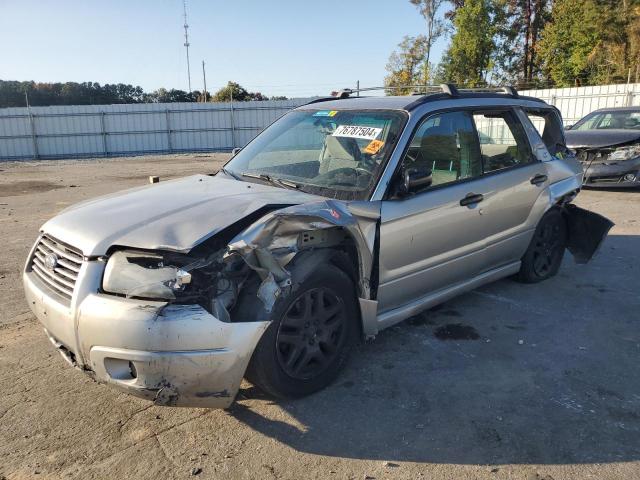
[402,167,432,195]
[231,147,242,157]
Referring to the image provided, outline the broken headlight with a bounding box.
[608,145,640,161]
[102,250,195,301]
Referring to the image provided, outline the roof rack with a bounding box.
[309,84,518,99]
[303,84,521,106]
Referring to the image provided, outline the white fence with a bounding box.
[2,83,640,160]
[520,83,640,125]
[0,98,311,161]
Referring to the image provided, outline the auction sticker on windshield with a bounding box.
[364,139,384,154]
[332,125,382,140]
[313,110,338,117]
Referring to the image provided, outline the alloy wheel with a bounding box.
[276,287,347,380]
[531,221,562,277]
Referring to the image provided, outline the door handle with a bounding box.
[459,193,484,206]
[530,174,548,185]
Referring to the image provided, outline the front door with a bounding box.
[377,110,491,313]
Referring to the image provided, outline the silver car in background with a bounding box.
[23,85,612,408]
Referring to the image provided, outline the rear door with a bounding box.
[471,108,549,269]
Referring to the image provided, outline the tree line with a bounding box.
[386,0,640,91]
[0,80,286,108]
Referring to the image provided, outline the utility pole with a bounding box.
[183,0,192,93]
[202,60,208,102]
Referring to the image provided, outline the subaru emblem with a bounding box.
[44,253,58,270]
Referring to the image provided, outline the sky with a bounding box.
[0,0,450,98]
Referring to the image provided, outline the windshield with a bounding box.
[222,109,407,200]
[573,110,640,130]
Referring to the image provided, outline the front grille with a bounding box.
[587,175,624,184]
[30,234,83,299]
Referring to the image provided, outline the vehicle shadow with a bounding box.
[230,234,640,465]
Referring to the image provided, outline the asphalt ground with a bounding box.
[0,154,638,479]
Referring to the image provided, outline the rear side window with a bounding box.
[472,111,533,173]
[525,108,567,156]
[401,111,483,189]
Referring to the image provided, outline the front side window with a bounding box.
[473,111,533,172]
[400,110,483,190]
[224,109,406,200]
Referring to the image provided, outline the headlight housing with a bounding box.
[608,145,640,161]
[103,250,193,300]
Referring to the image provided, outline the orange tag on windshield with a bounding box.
[364,139,384,155]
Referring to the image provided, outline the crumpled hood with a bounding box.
[565,129,640,149]
[42,174,318,256]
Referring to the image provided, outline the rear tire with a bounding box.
[516,208,567,283]
[245,263,358,399]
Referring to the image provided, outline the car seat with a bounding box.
[419,127,459,184]
[318,136,362,174]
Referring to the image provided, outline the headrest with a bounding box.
[324,135,358,161]
[420,128,457,162]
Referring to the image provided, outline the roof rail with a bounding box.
[333,89,354,99]
[305,96,342,105]
[303,88,355,105]
[303,83,521,106]
[455,86,519,97]
[440,83,459,97]
[502,86,519,97]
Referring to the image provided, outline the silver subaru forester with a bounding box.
[23,85,612,408]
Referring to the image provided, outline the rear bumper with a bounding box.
[24,268,268,408]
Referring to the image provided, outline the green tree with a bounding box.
[144,88,197,103]
[537,0,600,86]
[212,81,267,102]
[585,0,640,84]
[384,36,429,94]
[493,0,550,85]
[410,0,447,83]
[0,80,150,107]
[440,0,495,86]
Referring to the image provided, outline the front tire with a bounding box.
[516,208,567,283]
[245,263,358,399]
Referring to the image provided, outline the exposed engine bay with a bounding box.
[100,199,379,329]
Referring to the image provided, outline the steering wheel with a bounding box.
[355,166,373,176]
[314,167,372,186]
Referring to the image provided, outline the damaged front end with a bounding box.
[93,199,379,407]
[575,146,640,188]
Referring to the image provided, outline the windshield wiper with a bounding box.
[241,172,300,190]
[274,177,301,190]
